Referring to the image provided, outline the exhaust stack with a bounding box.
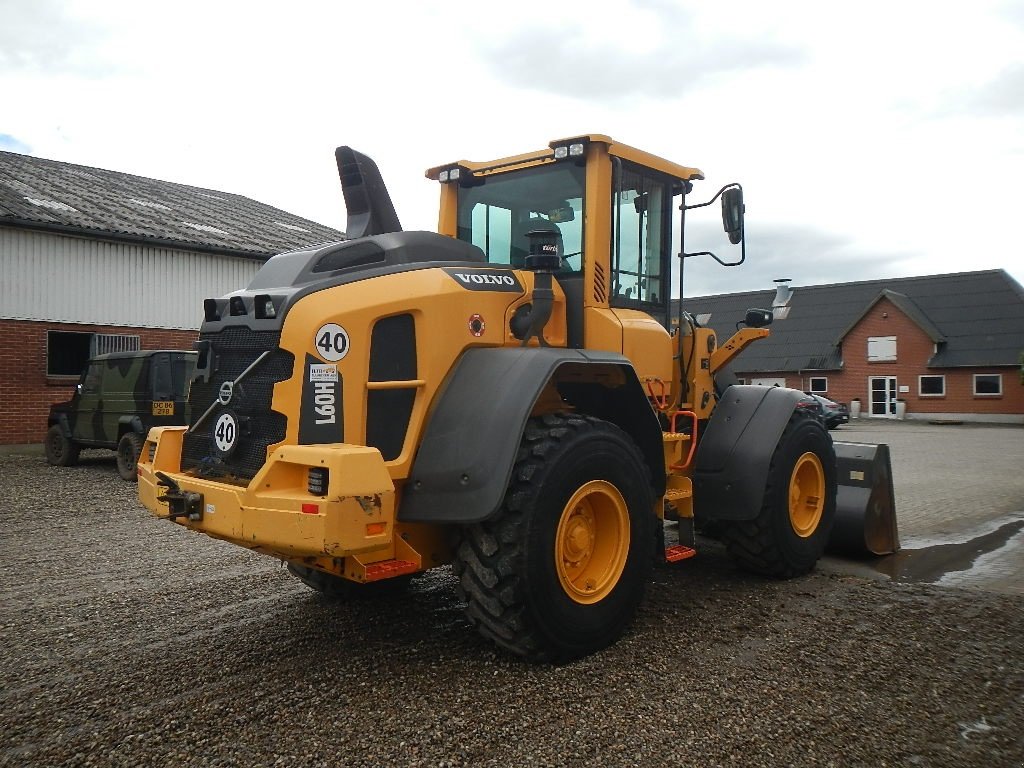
[335,146,402,239]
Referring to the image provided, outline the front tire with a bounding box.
[45,425,79,467]
[116,432,144,481]
[721,409,837,577]
[453,413,656,663]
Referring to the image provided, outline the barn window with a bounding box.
[92,333,140,355]
[808,377,828,393]
[46,331,141,377]
[46,331,93,377]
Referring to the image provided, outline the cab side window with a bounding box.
[611,164,672,308]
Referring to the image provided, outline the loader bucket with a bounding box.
[827,442,900,557]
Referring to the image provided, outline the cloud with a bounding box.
[963,64,1024,117]
[680,221,909,297]
[0,0,112,75]
[478,5,804,102]
[0,134,32,154]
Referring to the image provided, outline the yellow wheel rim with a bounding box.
[555,480,630,605]
[789,451,825,538]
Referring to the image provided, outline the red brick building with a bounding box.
[681,271,1024,424]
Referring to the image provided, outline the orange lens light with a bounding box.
[366,522,387,536]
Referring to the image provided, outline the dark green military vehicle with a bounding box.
[45,350,197,480]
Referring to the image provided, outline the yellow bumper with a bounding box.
[138,427,398,560]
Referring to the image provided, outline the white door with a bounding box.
[869,376,898,418]
[751,377,787,387]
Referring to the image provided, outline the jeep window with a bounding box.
[152,354,173,400]
[81,362,103,393]
[171,355,196,398]
[456,162,585,273]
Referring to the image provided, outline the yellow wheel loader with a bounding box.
[138,135,897,662]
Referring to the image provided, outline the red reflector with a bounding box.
[301,503,319,514]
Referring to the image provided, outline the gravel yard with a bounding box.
[1,451,1023,768]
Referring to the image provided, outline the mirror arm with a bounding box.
[681,182,745,267]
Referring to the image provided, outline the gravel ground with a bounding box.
[1,453,1023,768]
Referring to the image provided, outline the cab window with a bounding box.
[610,163,673,310]
[456,162,585,273]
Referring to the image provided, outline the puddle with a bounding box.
[873,517,1024,583]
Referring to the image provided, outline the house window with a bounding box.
[46,331,93,377]
[736,377,747,385]
[973,374,1002,396]
[918,375,945,397]
[867,336,897,362]
[808,377,828,393]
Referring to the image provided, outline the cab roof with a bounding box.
[426,134,704,182]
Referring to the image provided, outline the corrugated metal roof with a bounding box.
[677,270,1024,370]
[0,150,344,257]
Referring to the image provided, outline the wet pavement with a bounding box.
[825,419,1024,596]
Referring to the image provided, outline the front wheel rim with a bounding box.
[555,480,630,604]
[120,443,132,469]
[789,451,825,537]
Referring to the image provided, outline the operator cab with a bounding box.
[430,135,744,350]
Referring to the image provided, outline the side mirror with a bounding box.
[744,308,773,328]
[721,186,744,245]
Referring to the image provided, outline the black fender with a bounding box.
[399,347,665,524]
[118,415,146,439]
[693,385,805,522]
[53,411,74,439]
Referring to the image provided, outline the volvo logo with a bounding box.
[218,381,234,405]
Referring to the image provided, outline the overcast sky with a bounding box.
[2,0,1022,297]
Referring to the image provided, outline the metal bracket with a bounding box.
[156,471,204,521]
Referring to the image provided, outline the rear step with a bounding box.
[665,545,697,563]
[363,559,419,582]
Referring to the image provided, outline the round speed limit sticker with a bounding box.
[213,412,239,455]
[314,323,350,362]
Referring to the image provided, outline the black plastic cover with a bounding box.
[399,347,664,524]
[693,385,804,521]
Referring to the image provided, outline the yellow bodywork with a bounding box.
[138,134,765,583]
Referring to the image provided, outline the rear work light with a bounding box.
[552,142,585,159]
[308,467,329,495]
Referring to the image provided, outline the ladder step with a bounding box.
[664,488,692,501]
[662,432,692,441]
[665,545,697,563]
[364,559,418,582]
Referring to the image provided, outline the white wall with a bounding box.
[0,226,263,330]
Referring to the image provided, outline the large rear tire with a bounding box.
[116,432,143,481]
[453,412,656,663]
[45,425,79,467]
[721,409,837,577]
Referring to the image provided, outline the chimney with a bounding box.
[772,278,793,319]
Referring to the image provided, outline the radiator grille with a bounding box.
[182,327,293,479]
